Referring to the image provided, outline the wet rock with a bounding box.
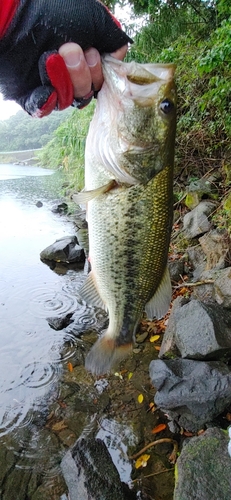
[174,427,231,500]
[168,259,185,283]
[185,175,219,210]
[159,296,185,359]
[199,228,231,270]
[186,245,206,280]
[46,312,74,331]
[160,298,231,360]
[183,201,216,239]
[35,200,43,208]
[51,201,68,213]
[149,358,231,431]
[214,267,231,308]
[3,468,32,500]
[61,437,132,500]
[40,236,85,263]
[94,378,109,394]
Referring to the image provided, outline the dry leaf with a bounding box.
[154,346,161,351]
[137,394,144,404]
[67,362,73,372]
[150,334,160,343]
[151,423,167,434]
[52,420,68,432]
[148,402,156,413]
[135,454,150,469]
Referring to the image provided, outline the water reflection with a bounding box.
[0,164,82,437]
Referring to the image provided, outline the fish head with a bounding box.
[91,56,177,185]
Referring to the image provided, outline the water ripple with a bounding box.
[20,361,58,389]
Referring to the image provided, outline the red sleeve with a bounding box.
[0,0,19,38]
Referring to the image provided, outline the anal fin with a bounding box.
[78,272,106,311]
[145,266,172,320]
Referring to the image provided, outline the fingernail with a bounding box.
[64,51,82,68]
[85,48,98,67]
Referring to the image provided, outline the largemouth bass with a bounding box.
[74,56,177,375]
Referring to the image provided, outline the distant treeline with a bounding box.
[0,107,72,151]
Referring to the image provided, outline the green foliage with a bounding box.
[38,102,95,191]
[127,0,216,61]
[148,17,231,180]
[37,1,231,193]
[0,108,72,151]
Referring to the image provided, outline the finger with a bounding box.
[59,43,92,98]
[84,48,103,92]
[111,44,128,61]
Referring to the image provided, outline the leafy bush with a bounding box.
[38,101,95,191]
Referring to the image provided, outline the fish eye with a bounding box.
[160,99,174,114]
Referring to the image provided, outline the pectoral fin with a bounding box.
[78,272,107,311]
[145,266,172,320]
[73,180,116,204]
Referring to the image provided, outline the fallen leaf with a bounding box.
[183,430,194,437]
[154,346,161,351]
[67,362,73,372]
[128,372,133,380]
[57,399,67,409]
[150,335,160,343]
[138,394,144,404]
[148,402,156,413]
[135,454,150,469]
[52,420,68,432]
[114,372,123,379]
[151,423,167,434]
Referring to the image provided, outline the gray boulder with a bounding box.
[185,175,219,210]
[159,298,231,360]
[40,236,85,263]
[214,267,231,308]
[174,427,231,500]
[183,201,216,239]
[199,228,231,270]
[61,437,132,500]
[149,358,231,431]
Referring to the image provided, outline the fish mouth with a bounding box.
[102,55,176,101]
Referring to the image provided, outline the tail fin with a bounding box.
[85,334,132,376]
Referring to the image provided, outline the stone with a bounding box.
[183,201,217,239]
[46,313,74,331]
[40,236,85,263]
[159,298,231,360]
[149,358,231,431]
[35,200,43,208]
[168,259,185,283]
[186,245,206,280]
[51,201,68,213]
[214,267,231,308]
[159,296,185,359]
[174,427,231,500]
[199,228,231,270]
[185,175,219,210]
[61,437,132,500]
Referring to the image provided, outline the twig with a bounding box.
[131,467,174,482]
[173,279,214,289]
[129,438,178,464]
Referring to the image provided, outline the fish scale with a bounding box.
[74,56,177,375]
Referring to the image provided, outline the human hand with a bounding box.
[58,42,128,108]
[0,0,132,117]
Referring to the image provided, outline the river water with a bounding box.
[0,164,81,437]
